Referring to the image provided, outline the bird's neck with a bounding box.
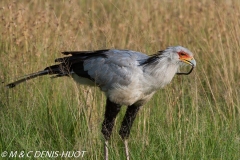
[143,57,179,90]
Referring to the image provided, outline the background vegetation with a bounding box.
[1,0,240,159]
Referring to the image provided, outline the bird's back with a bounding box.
[70,49,147,88]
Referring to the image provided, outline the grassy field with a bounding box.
[1,0,240,159]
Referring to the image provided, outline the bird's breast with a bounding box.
[106,79,156,106]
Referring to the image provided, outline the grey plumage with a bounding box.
[7,46,196,106]
[6,46,196,160]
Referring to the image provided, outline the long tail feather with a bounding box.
[6,70,49,88]
[6,49,109,88]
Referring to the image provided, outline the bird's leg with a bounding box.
[104,140,108,160]
[124,139,130,160]
[102,99,122,140]
[102,99,122,160]
[119,105,141,160]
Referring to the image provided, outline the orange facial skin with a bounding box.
[177,51,194,66]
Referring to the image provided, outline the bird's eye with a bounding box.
[178,51,187,57]
[180,52,185,56]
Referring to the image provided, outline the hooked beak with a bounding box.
[181,57,196,67]
[177,57,196,75]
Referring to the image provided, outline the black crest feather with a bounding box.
[140,50,164,66]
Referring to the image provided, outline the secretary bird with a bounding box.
[7,46,196,160]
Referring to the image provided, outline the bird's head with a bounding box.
[161,46,196,75]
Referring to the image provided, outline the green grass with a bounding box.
[1,0,240,159]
